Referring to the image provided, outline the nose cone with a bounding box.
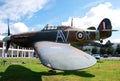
[3,36,11,42]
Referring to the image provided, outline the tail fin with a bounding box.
[97,18,112,31]
[97,18,112,39]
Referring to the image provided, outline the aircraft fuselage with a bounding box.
[10,28,109,48]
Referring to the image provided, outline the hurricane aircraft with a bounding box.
[3,18,113,72]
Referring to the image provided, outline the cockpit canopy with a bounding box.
[42,24,73,31]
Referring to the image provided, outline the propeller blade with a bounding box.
[5,40,11,53]
[8,19,10,36]
[4,19,11,53]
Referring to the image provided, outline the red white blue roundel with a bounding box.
[76,32,84,40]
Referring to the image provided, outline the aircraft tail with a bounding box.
[97,18,112,39]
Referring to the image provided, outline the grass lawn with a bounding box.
[0,58,120,81]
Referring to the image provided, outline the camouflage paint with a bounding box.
[10,18,112,48]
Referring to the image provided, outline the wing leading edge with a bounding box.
[34,41,96,70]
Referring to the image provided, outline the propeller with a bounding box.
[3,19,11,53]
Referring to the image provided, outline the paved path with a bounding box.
[100,57,120,60]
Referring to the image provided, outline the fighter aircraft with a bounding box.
[3,18,113,72]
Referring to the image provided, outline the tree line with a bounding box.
[91,44,120,56]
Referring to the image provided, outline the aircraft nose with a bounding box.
[3,35,11,42]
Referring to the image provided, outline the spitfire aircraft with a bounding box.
[3,18,113,72]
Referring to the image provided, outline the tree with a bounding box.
[116,44,120,54]
[107,47,115,55]
[83,48,91,54]
[100,47,107,55]
[104,40,113,47]
[84,48,91,52]
[92,47,98,54]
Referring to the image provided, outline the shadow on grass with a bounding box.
[0,65,95,81]
[61,70,95,77]
[97,60,104,63]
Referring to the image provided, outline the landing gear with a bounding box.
[100,39,103,44]
[48,69,57,73]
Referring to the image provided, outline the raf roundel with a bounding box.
[76,32,84,40]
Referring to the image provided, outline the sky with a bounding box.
[0,0,120,43]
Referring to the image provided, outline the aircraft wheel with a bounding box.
[100,40,103,44]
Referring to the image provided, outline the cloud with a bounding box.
[103,38,120,44]
[0,21,7,33]
[111,39,120,43]
[0,0,48,33]
[31,24,45,31]
[0,0,48,20]
[11,22,29,34]
[62,2,120,43]
[62,2,120,29]
[83,0,104,9]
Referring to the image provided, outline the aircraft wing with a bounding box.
[34,41,96,70]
